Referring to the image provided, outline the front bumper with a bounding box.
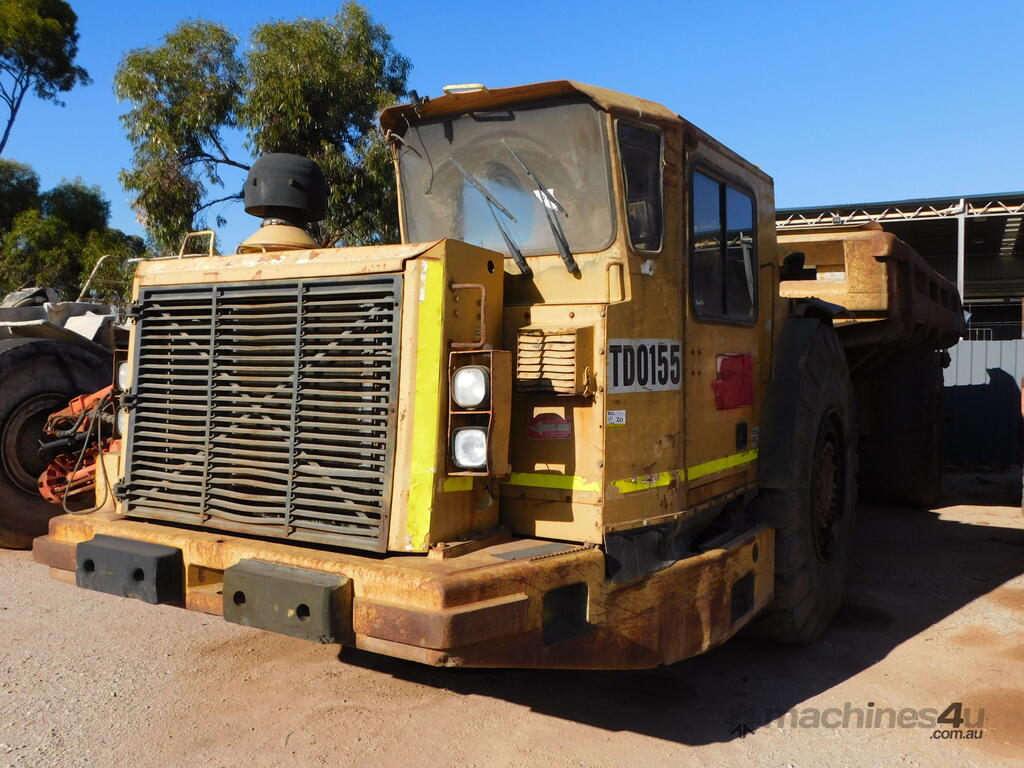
[34,511,773,670]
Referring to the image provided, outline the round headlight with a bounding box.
[117,409,130,438]
[452,427,488,469]
[451,365,489,409]
[117,361,131,391]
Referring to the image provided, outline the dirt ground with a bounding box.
[2,468,1022,768]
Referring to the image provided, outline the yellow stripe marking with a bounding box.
[503,451,759,496]
[442,476,472,492]
[685,449,759,482]
[504,472,601,493]
[609,449,759,495]
[406,260,445,548]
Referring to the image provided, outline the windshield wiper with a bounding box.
[450,157,532,276]
[501,139,566,215]
[502,140,579,275]
[451,157,516,222]
[486,205,532,277]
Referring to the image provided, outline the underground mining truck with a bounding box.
[33,81,963,669]
[0,287,119,548]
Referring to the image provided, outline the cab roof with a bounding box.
[379,80,680,134]
[379,79,773,186]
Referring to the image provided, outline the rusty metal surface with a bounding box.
[354,593,529,650]
[185,582,224,616]
[448,283,487,350]
[380,80,680,136]
[427,527,511,560]
[31,535,75,571]
[185,563,226,615]
[133,241,440,287]
[778,225,964,349]
[37,511,772,669]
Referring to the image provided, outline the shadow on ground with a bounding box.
[340,468,1024,746]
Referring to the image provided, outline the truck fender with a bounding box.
[757,316,834,490]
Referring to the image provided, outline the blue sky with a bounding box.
[5,0,1022,252]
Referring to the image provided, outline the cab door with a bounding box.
[681,145,773,505]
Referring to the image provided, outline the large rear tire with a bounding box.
[749,322,858,643]
[0,339,111,548]
[857,346,944,507]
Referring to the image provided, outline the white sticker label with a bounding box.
[607,410,626,426]
[532,188,559,211]
[608,339,682,394]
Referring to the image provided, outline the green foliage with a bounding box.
[41,177,108,235]
[0,170,143,301]
[0,157,39,229]
[78,227,144,302]
[0,207,74,290]
[115,20,243,250]
[0,0,91,154]
[115,2,410,253]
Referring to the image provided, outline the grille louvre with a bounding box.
[516,327,585,395]
[124,275,402,552]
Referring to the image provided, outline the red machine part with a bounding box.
[37,385,118,507]
[44,385,113,434]
[38,452,96,504]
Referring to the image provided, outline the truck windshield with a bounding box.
[397,100,615,258]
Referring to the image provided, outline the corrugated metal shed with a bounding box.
[945,339,1024,386]
[943,340,1023,466]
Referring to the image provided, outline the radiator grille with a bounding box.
[123,275,402,552]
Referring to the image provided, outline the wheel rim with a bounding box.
[812,415,844,563]
[2,392,67,494]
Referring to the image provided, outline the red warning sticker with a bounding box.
[529,413,572,439]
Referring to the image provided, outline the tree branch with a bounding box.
[198,150,250,171]
[0,69,28,112]
[208,133,240,166]
[177,150,250,173]
[0,82,29,156]
[194,192,243,216]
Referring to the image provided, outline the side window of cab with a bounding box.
[618,122,663,252]
[690,169,756,323]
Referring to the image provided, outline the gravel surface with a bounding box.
[2,468,1022,768]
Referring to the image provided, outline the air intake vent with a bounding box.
[123,275,402,552]
[516,326,593,396]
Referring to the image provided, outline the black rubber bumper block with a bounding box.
[76,534,184,605]
[223,559,350,644]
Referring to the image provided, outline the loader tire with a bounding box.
[857,346,944,508]
[749,322,858,643]
[0,339,111,548]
